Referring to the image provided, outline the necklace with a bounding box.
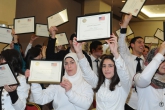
[157,89,164,107]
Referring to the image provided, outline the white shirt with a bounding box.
[1,74,30,110]
[134,53,165,110]
[31,82,93,110]
[79,55,131,110]
[90,55,101,76]
[118,33,145,109]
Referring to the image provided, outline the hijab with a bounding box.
[63,53,84,89]
[145,48,165,88]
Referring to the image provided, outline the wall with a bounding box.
[16,0,81,51]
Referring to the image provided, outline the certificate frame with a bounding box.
[76,11,112,42]
[55,32,69,46]
[121,0,147,17]
[2,44,10,50]
[0,63,19,87]
[0,27,13,44]
[116,25,134,37]
[14,16,35,35]
[28,60,63,84]
[154,28,164,41]
[47,9,69,29]
[35,23,49,37]
[144,36,159,44]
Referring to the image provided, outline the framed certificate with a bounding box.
[0,63,19,87]
[8,25,13,29]
[154,28,164,41]
[121,0,146,17]
[76,12,112,42]
[28,60,63,83]
[14,16,35,34]
[0,27,13,44]
[116,25,133,37]
[55,33,69,46]
[35,24,49,37]
[144,36,159,44]
[47,9,68,29]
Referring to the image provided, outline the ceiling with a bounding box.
[74,0,165,21]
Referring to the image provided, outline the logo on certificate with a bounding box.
[7,30,10,33]
[0,66,5,70]
[82,18,87,23]
[28,19,31,22]
[17,20,20,23]
[51,63,57,66]
[134,9,139,13]
[35,62,39,66]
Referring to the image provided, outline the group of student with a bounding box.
[0,13,165,110]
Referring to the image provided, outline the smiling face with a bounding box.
[64,57,77,76]
[102,59,115,79]
[131,38,144,56]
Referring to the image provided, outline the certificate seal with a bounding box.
[82,18,87,23]
[35,62,39,66]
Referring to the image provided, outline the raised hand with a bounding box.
[25,69,30,78]
[60,77,72,92]
[72,37,83,54]
[30,34,39,44]
[105,33,119,58]
[4,85,17,92]
[159,42,165,56]
[49,26,58,39]
[121,13,132,28]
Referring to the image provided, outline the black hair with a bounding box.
[24,47,41,69]
[90,41,102,53]
[0,49,23,75]
[144,45,149,50]
[70,33,77,41]
[34,44,42,49]
[93,55,120,92]
[129,36,143,49]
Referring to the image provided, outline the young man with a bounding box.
[118,14,145,110]
[89,41,103,75]
[46,26,92,76]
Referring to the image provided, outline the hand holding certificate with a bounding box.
[76,12,112,42]
[121,0,146,17]
[48,9,68,28]
[0,63,19,87]
[55,33,68,46]
[14,16,35,34]
[36,24,49,37]
[0,27,13,44]
[28,60,62,83]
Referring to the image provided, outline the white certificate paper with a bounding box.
[0,63,19,87]
[116,25,133,37]
[29,60,62,83]
[77,12,111,42]
[55,33,68,46]
[0,27,13,44]
[48,9,68,29]
[121,0,146,16]
[154,28,164,41]
[144,36,158,44]
[36,24,49,37]
[14,16,35,34]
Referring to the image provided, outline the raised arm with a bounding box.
[134,42,165,87]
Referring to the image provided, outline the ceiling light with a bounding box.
[122,0,125,2]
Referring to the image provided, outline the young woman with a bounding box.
[73,34,131,110]
[134,42,165,110]
[26,53,93,110]
[0,49,30,110]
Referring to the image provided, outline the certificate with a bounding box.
[144,36,158,44]
[121,0,146,17]
[14,16,35,34]
[35,24,49,37]
[48,9,68,29]
[55,33,68,46]
[0,27,13,44]
[29,60,62,83]
[116,25,133,37]
[0,63,19,87]
[76,12,112,42]
[154,28,164,41]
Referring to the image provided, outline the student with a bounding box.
[73,34,131,110]
[143,45,150,60]
[0,49,30,110]
[118,14,145,110]
[134,43,165,110]
[26,53,93,110]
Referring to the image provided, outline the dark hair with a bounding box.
[34,44,42,49]
[25,47,41,69]
[94,55,120,92]
[0,49,23,75]
[90,41,102,53]
[129,36,143,49]
[144,45,149,50]
[70,33,77,41]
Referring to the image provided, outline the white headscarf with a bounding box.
[63,53,84,89]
